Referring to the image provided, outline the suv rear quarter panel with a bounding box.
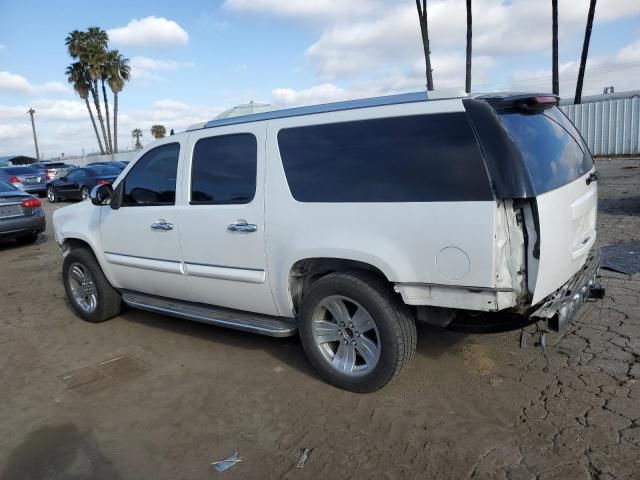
[264,99,499,315]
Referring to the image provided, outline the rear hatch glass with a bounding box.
[498,106,593,194]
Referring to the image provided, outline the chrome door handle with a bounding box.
[228,221,258,233]
[151,220,174,231]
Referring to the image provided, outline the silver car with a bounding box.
[0,166,46,196]
[0,179,46,244]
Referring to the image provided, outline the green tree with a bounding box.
[105,50,130,153]
[65,27,117,154]
[65,62,105,154]
[132,128,143,149]
[151,125,167,139]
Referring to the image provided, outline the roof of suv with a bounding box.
[191,89,468,132]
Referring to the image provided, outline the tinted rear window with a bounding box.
[2,167,37,175]
[278,113,493,202]
[499,107,593,194]
[91,166,120,176]
[0,180,19,192]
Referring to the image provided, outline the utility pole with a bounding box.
[27,108,40,160]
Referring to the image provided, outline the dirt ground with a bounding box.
[1,158,639,480]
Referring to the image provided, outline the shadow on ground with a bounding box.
[1,424,120,480]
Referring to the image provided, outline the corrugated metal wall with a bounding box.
[560,97,640,156]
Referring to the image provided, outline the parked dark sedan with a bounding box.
[0,179,45,244]
[0,165,46,196]
[46,166,121,202]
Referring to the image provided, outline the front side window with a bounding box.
[66,170,84,181]
[122,143,180,206]
[190,133,257,205]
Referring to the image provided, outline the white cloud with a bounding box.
[0,71,69,96]
[272,83,351,107]
[130,56,194,82]
[108,16,189,48]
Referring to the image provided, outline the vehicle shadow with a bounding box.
[599,196,640,216]
[120,307,322,381]
[0,232,48,251]
[0,423,121,480]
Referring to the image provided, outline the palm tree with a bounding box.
[575,0,597,104]
[465,0,472,93]
[415,0,434,91]
[67,27,111,153]
[105,50,130,153]
[66,62,105,154]
[132,128,143,149]
[552,0,559,95]
[151,125,167,139]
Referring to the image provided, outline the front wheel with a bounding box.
[299,271,416,393]
[62,248,121,323]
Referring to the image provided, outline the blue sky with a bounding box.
[0,0,639,157]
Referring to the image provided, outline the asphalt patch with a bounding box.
[600,241,640,274]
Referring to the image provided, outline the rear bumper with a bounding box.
[530,251,603,332]
[0,213,46,238]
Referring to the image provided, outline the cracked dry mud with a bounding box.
[0,158,638,479]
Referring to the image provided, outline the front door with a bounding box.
[177,124,279,316]
[57,169,84,199]
[100,141,191,301]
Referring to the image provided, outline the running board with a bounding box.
[122,291,297,337]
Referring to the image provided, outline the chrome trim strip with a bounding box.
[184,261,263,272]
[395,282,514,293]
[184,262,265,284]
[104,252,183,274]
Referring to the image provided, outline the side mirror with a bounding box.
[90,183,113,206]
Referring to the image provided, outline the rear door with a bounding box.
[177,123,279,316]
[498,107,597,303]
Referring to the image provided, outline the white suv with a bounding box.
[53,91,603,392]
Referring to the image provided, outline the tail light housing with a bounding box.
[21,197,41,209]
[97,179,110,185]
[8,176,20,183]
[46,171,54,180]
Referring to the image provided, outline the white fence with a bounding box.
[68,150,138,167]
[560,96,640,156]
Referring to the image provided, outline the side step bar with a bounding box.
[122,291,297,337]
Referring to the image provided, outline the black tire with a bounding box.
[47,186,57,203]
[15,233,38,244]
[62,248,121,323]
[299,271,417,393]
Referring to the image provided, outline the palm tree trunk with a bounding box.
[552,0,559,95]
[90,80,110,153]
[85,97,105,154]
[416,0,434,91]
[101,80,113,155]
[575,0,597,104]
[113,92,119,153]
[465,0,472,93]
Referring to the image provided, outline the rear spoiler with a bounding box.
[473,93,560,113]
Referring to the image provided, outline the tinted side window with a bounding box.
[191,134,257,204]
[123,143,180,206]
[66,170,84,180]
[278,113,492,202]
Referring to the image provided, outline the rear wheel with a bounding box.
[47,186,57,203]
[63,248,121,323]
[81,186,89,200]
[299,271,416,393]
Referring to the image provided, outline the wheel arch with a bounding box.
[287,257,392,315]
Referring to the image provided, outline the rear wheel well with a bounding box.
[289,258,391,314]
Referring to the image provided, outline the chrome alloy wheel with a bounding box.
[81,187,90,200]
[311,295,381,376]
[67,262,98,313]
[47,187,55,202]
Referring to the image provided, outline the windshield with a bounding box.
[499,106,593,194]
